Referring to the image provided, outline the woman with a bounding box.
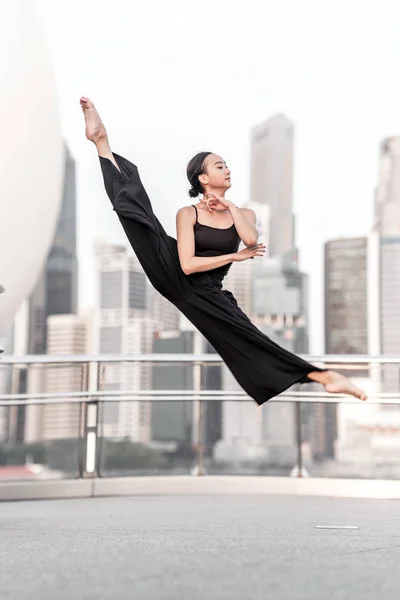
[80,97,367,404]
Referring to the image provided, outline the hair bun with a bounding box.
[188,187,198,198]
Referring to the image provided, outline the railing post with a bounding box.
[78,362,89,478]
[192,330,205,476]
[197,394,205,476]
[96,363,106,477]
[295,402,303,478]
[81,361,100,478]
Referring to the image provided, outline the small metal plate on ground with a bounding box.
[315,525,359,530]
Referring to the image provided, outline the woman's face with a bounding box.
[201,154,231,192]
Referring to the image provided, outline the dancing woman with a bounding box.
[80,97,367,405]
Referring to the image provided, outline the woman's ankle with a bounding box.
[96,135,112,157]
[307,369,331,385]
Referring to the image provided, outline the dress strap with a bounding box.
[192,204,198,223]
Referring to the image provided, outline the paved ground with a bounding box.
[1,495,400,600]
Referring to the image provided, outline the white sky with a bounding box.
[36,0,400,353]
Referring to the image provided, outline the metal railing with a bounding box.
[0,354,399,482]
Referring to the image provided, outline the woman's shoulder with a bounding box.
[176,204,197,224]
[176,204,197,215]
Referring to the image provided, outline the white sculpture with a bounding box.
[0,0,63,324]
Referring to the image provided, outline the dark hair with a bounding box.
[186,151,213,198]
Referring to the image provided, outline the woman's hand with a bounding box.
[233,244,266,262]
[204,192,232,212]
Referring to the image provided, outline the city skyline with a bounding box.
[35,0,400,353]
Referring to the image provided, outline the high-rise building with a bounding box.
[27,143,77,354]
[318,237,368,460]
[318,137,400,468]
[46,144,78,317]
[95,243,154,442]
[40,313,91,441]
[250,114,294,257]
[325,238,368,355]
[151,331,194,446]
[18,311,92,444]
[373,136,400,392]
[152,330,223,458]
[96,242,147,316]
[252,255,309,354]
[374,137,400,236]
[216,113,309,466]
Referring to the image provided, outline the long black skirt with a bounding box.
[99,153,324,406]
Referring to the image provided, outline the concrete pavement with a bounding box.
[1,495,399,600]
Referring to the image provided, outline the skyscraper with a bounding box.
[95,243,154,442]
[151,331,194,446]
[252,255,309,354]
[320,237,368,459]
[46,144,78,318]
[250,114,294,257]
[41,313,91,442]
[325,238,368,356]
[215,113,308,467]
[152,329,223,461]
[27,143,78,354]
[373,136,400,392]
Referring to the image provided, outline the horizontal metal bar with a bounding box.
[0,391,238,401]
[1,388,400,400]
[0,390,251,402]
[1,353,400,365]
[0,391,399,406]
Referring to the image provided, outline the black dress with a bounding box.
[99,153,324,406]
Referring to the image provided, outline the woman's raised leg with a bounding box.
[79,96,189,303]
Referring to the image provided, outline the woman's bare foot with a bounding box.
[79,96,119,168]
[80,97,107,143]
[309,369,367,401]
[325,371,367,401]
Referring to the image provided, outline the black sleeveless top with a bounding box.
[192,204,240,283]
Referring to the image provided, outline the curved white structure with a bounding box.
[0,0,63,324]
